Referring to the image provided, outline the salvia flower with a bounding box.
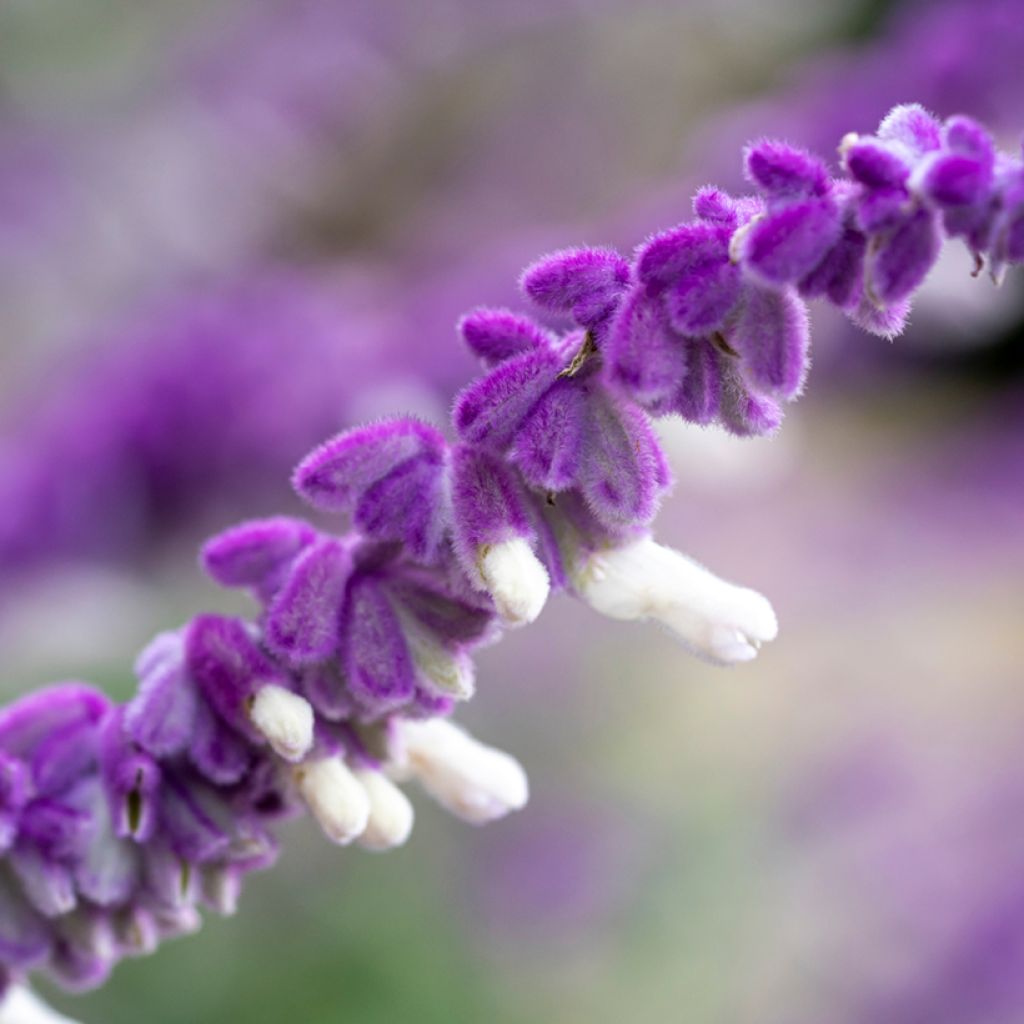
[0,103,1019,1005]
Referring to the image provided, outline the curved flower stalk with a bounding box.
[0,104,1020,1007]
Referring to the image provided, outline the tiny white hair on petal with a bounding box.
[295,757,371,845]
[574,536,778,666]
[0,986,84,1024]
[354,770,415,851]
[400,718,528,824]
[249,684,314,762]
[478,537,550,626]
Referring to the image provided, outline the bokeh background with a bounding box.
[1,0,1023,1021]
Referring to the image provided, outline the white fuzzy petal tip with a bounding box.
[400,719,528,824]
[0,987,83,1024]
[296,758,371,845]
[575,536,778,666]
[249,684,314,762]
[478,537,550,626]
[354,770,415,851]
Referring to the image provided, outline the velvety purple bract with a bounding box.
[454,346,562,450]
[877,103,942,155]
[744,140,830,198]
[520,247,630,331]
[185,616,277,738]
[869,206,942,304]
[509,380,588,491]
[264,537,352,663]
[605,288,687,407]
[578,393,669,527]
[339,576,416,713]
[293,419,446,514]
[451,446,534,558]
[741,199,842,285]
[459,308,552,365]
[200,517,316,589]
[731,286,810,399]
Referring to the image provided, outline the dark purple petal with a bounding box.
[264,536,353,664]
[855,186,910,233]
[292,418,447,514]
[339,577,416,713]
[185,615,278,738]
[453,347,561,450]
[604,287,687,408]
[943,115,996,164]
[158,773,233,865]
[200,517,316,589]
[0,684,109,761]
[188,700,252,786]
[355,451,450,563]
[665,254,744,334]
[579,393,669,527]
[19,798,90,861]
[299,663,354,722]
[745,139,830,198]
[673,338,722,426]
[742,199,843,285]
[125,640,198,759]
[636,222,730,289]
[520,247,630,327]
[730,286,810,400]
[458,308,553,364]
[384,568,498,647]
[509,380,588,491]
[450,446,534,556]
[869,207,942,305]
[843,140,910,189]
[30,716,101,797]
[877,103,941,155]
[798,225,867,310]
[692,186,738,225]
[920,153,992,207]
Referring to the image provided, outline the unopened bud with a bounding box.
[478,537,550,626]
[354,770,414,851]
[295,758,370,845]
[249,684,314,762]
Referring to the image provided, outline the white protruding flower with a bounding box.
[478,537,550,626]
[399,719,528,824]
[0,987,83,1024]
[354,770,415,851]
[295,757,371,845]
[199,865,242,916]
[249,684,314,762]
[573,536,778,665]
[399,615,475,701]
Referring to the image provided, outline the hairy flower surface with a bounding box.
[0,103,1019,1004]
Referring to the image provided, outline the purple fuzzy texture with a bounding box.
[2,100,1022,997]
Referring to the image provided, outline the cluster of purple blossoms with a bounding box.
[0,104,1020,1015]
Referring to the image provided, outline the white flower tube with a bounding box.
[478,537,550,626]
[574,536,778,665]
[249,684,315,762]
[399,719,528,824]
[354,770,415,851]
[0,986,83,1024]
[295,757,370,845]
